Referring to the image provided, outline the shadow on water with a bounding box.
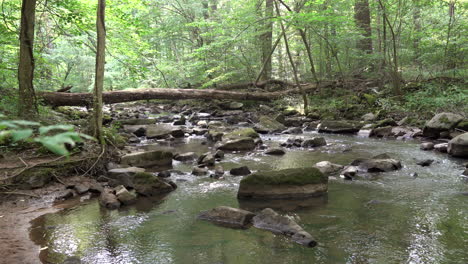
[29,132,468,264]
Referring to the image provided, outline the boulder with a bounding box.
[254,116,286,134]
[120,151,173,168]
[318,120,362,134]
[132,172,175,196]
[192,166,208,176]
[420,142,434,151]
[314,161,343,175]
[218,137,256,151]
[224,128,259,140]
[237,167,327,199]
[99,190,121,209]
[369,126,393,138]
[230,166,251,176]
[434,143,448,153]
[282,127,303,134]
[198,206,255,229]
[212,166,225,178]
[252,208,317,247]
[448,132,468,158]
[146,124,174,139]
[373,118,398,128]
[341,166,358,179]
[416,159,434,167]
[423,113,463,138]
[301,137,327,148]
[174,152,197,162]
[265,148,286,155]
[73,183,90,195]
[206,130,224,142]
[214,150,225,159]
[362,113,376,121]
[351,158,402,172]
[283,117,305,127]
[157,171,171,178]
[220,102,243,110]
[115,185,137,205]
[171,129,185,138]
[198,153,215,166]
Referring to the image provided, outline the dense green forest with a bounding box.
[1,0,467,119]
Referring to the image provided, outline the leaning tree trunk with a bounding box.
[93,0,106,143]
[18,0,38,119]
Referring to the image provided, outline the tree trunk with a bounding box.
[93,0,106,143]
[39,83,329,107]
[413,0,421,71]
[18,0,37,119]
[260,0,274,81]
[354,0,372,54]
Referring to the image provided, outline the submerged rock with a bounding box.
[448,132,468,158]
[198,206,255,229]
[416,159,434,167]
[423,112,463,138]
[237,167,327,199]
[252,208,317,247]
[198,152,215,166]
[230,166,251,176]
[341,166,358,179]
[120,151,173,168]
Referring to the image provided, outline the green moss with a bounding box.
[439,114,451,124]
[225,128,259,140]
[240,168,326,186]
[133,172,157,184]
[456,120,468,131]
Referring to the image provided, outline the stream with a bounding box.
[30,132,467,264]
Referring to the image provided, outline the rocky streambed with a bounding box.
[8,103,468,263]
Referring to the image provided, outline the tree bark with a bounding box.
[39,83,329,107]
[354,0,372,54]
[260,0,274,81]
[18,0,37,119]
[93,0,106,143]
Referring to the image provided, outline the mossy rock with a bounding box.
[240,168,326,186]
[224,128,259,140]
[14,168,55,189]
[456,120,468,131]
[133,172,175,196]
[255,116,286,133]
[238,168,328,199]
[372,118,398,128]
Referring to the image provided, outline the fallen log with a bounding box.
[39,82,331,107]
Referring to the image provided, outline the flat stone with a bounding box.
[314,161,343,175]
[120,151,173,168]
[218,137,256,151]
[198,206,255,229]
[351,158,402,172]
[265,148,286,155]
[318,120,362,134]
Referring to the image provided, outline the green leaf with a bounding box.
[11,129,33,142]
[39,125,75,135]
[0,121,19,129]
[11,120,41,126]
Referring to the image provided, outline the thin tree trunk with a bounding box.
[260,0,274,81]
[93,0,106,143]
[275,1,309,115]
[18,0,37,119]
[354,0,372,54]
[413,0,422,72]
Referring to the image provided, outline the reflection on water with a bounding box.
[30,133,468,264]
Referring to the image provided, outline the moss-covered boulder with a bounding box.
[132,172,175,196]
[120,150,173,168]
[237,168,328,199]
[423,113,463,138]
[318,120,363,134]
[448,132,468,158]
[217,137,256,151]
[254,116,286,134]
[224,128,259,140]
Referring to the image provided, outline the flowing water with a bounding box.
[30,132,468,264]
